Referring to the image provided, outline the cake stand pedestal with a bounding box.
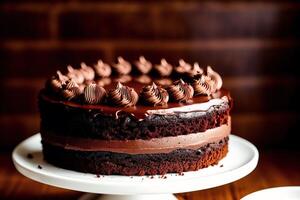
[12,134,258,200]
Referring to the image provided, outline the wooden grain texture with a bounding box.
[1,151,299,200]
[1,39,300,77]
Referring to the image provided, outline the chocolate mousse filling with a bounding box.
[42,118,230,154]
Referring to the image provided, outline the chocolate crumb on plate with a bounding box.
[27,153,33,159]
[38,165,42,169]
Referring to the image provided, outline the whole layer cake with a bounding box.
[39,57,233,176]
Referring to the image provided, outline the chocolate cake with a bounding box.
[39,56,233,176]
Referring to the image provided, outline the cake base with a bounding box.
[42,137,228,176]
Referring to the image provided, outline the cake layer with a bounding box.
[39,89,231,140]
[41,121,230,154]
[42,137,228,176]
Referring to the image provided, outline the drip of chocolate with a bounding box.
[207,66,223,91]
[154,59,173,77]
[94,60,112,78]
[167,79,194,103]
[135,56,152,74]
[67,66,85,84]
[192,75,212,96]
[140,82,169,106]
[80,63,95,81]
[175,59,192,74]
[112,57,132,75]
[84,83,106,104]
[107,82,139,107]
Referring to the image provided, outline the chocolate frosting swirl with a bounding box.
[192,75,212,96]
[108,82,139,107]
[207,66,223,91]
[84,83,106,104]
[175,59,192,74]
[61,87,81,100]
[67,66,85,84]
[112,57,132,75]
[80,63,95,81]
[167,79,194,103]
[64,79,78,90]
[56,70,69,83]
[188,62,204,77]
[61,79,81,100]
[94,60,112,78]
[135,56,152,74]
[46,70,68,93]
[140,82,169,106]
[154,59,173,77]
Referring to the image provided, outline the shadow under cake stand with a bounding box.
[12,134,258,200]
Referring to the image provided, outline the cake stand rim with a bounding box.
[12,133,259,195]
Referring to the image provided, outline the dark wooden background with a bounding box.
[1,0,300,151]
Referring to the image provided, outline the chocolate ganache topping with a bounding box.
[135,56,152,74]
[167,79,194,102]
[84,83,106,104]
[140,82,169,106]
[154,59,173,77]
[112,57,132,75]
[80,63,95,81]
[192,75,213,96]
[175,59,192,74]
[108,82,139,107]
[43,57,225,109]
[94,60,112,78]
[67,66,85,84]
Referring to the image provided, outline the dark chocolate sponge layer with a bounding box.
[42,137,228,176]
[39,93,230,140]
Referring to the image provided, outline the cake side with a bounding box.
[39,57,233,175]
[39,88,231,140]
[42,137,229,176]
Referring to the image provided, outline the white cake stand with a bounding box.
[12,134,258,200]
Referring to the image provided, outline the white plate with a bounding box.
[242,186,300,200]
[13,134,258,195]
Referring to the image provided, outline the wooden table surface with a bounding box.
[1,150,299,200]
